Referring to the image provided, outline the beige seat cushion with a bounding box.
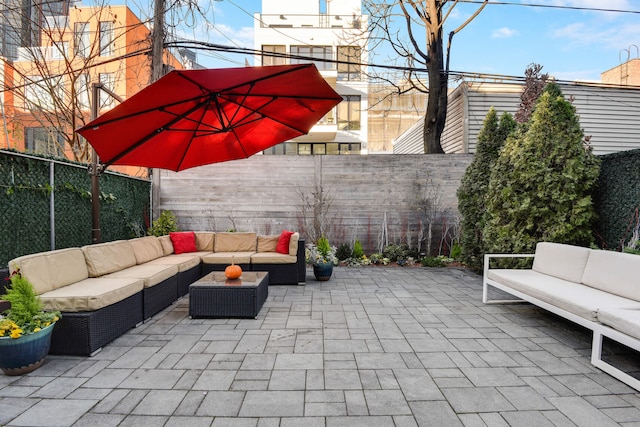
[532,242,591,283]
[250,252,297,264]
[9,248,89,294]
[105,264,178,288]
[288,232,300,256]
[257,235,279,252]
[202,252,254,265]
[82,240,137,277]
[214,232,257,252]
[195,232,215,251]
[146,254,201,272]
[582,250,640,301]
[129,236,164,264]
[158,235,174,255]
[39,277,144,312]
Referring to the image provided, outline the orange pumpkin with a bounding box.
[225,257,242,280]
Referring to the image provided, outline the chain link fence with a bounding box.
[0,150,150,269]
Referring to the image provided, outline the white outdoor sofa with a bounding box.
[483,242,640,391]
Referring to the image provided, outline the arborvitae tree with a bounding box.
[457,107,516,271]
[483,82,600,255]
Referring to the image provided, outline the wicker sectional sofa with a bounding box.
[7,231,305,356]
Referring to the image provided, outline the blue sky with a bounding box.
[131,0,640,82]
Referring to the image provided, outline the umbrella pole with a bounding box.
[90,83,101,244]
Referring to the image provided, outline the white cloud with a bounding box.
[492,27,518,38]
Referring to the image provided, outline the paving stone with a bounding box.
[268,370,306,390]
[9,398,97,427]
[132,389,187,415]
[364,390,412,415]
[196,391,245,416]
[547,396,623,427]
[442,387,515,413]
[238,391,304,417]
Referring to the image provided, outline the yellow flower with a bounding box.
[10,328,22,339]
[34,327,41,333]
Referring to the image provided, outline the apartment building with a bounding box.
[0,3,182,176]
[254,0,369,155]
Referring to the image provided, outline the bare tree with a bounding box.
[515,63,549,124]
[2,1,151,161]
[362,0,487,153]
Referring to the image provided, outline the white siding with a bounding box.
[394,81,640,155]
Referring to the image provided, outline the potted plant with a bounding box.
[307,236,337,281]
[0,270,61,375]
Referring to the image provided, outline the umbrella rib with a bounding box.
[103,97,211,167]
[174,101,211,170]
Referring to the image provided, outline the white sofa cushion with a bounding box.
[597,308,640,341]
[487,269,640,320]
[532,242,591,283]
[129,236,164,264]
[9,248,89,294]
[581,250,640,301]
[39,277,144,312]
[82,240,137,277]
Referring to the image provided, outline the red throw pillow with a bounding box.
[170,231,197,254]
[276,230,294,254]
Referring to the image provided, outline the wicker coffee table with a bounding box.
[189,271,269,318]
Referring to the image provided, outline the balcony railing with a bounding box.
[17,44,68,62]
[259,14,364,29]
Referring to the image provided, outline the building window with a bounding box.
[339,143,361,154]
[74,22,90,58]
[24,75,63,111]
[291,45,333,70]
[25,127,65,157]
[262,45,286,66]
[337,95,361,130]
[317,108,335,125]
[99,73,115,108]
[75,73,90,110]
[298,143,326,155]
[99,21,114,56]
[337,46,361,81]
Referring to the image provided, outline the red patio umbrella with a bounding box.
[77,64,342,171]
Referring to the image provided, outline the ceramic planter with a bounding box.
[313,262,333,281]
[0,323,54,375]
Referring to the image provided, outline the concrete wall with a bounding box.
[153,154,473,255]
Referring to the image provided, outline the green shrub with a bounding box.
[450,243,462,260]
[336,242,352,261]
[148,210,179,236]
[458,107,516,271]
[352,240,364,258]
[484,82,600,258]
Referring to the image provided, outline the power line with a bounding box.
[458,0,640,15]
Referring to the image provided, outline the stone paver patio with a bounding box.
[1,267,639,426]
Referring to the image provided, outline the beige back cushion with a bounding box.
[8,248,89,294]
[532,242,591,283]
[158,235,174,255]
[288,232,300,256]
[129,236,164,264]
[82,240,137,277]
[257,235,279,252]
[214,232,257,252]
[581,250,640,301]
[195,232,215,251]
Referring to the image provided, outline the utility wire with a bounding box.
[457,0,640,15]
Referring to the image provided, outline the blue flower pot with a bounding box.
[313,262,333,281]
[0,323,54,375]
